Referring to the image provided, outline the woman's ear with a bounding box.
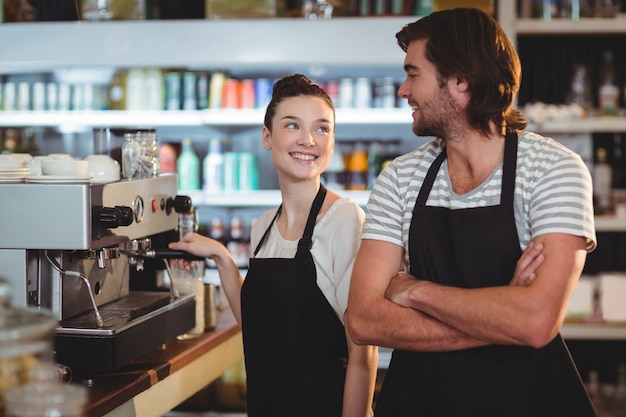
[262,126,272,150]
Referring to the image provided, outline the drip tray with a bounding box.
[55,291,196,374]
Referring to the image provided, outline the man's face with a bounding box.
[397,39,463,139]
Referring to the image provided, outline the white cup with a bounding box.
[84,154,120,183]
[41,159,89,177]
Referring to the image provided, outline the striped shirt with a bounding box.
[363,131,597,272]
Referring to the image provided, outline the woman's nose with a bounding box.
[298,131,315,146]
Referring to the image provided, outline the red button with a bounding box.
[151,200,158,212]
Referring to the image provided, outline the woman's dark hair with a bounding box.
[263,74,335,130]
[396,7,527,134]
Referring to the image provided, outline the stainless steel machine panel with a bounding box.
[0,174,178,250]
[0,184,91,249]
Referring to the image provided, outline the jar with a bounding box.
[122,129,159,180]
[137,130,159,178]
[0,278,58,416]
[122,132,140,180]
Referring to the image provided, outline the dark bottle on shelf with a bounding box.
[226,216,250,269]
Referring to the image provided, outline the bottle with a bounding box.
[593,147,613,215]
[346,141,368,190]
[125,68,146,111]
[206,216,226,269]
[565,64,592,112]
[322,148,345,190]
[144,68,164,110]
[108,69,128,110]
[203,138,224,194]
[226,216,249,269]
[598,50,619,117]
[367,140,384,189]
[177,137,200,190]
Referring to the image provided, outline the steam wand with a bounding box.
[44,251,104,328]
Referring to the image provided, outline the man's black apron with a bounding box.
[375,131,597,417]
[241,184,348,417]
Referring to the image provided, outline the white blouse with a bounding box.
[250,198,365,324]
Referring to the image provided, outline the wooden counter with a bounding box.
[80,310,243,417]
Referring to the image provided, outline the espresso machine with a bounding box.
[0,175,197,375]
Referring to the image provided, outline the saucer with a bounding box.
[0,168,30,174]
[26,175,92,184]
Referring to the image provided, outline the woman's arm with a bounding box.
[169,233,244,324]
[342,328,378,417]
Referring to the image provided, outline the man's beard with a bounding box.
[411,86,459,140]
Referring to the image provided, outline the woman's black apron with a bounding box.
[375,131,597,417]
[241,184,349,417]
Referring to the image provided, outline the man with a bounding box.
[346,7,598,417]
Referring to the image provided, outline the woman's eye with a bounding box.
[316,126,330,134]
[285,122,298,130]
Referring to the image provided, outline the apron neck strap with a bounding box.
[298,184,327,251]
[253,184,328,256]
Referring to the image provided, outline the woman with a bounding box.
[170,74,378,417]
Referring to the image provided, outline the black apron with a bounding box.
[375,131,597,417]
[241,184,348,417]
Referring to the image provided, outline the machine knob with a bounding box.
[166,195,192,215]
[116,206,134,226]
[96,206,134,229]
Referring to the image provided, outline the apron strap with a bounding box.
[298,184,327,251]
[500,129,518,207]
[253,205,281,257]
[416,146,447,207]
[416,131,518,208]
[252,184,327,256]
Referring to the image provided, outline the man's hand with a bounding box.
[510,241,544,286]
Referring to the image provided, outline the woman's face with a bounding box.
[262,95,335,183]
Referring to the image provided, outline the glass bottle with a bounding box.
[598,50,619,116]
[108,69,128,110]
[226,216,249,269]
[346,141,368,190]
[322,148,345,190]
[593,147,613,214]
[177,137,200,190]
[565,64,592,112]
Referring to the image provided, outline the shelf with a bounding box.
[0,108,412,129]
[182,189,370,207]
[515,15,626,35]
[185,190,626,232]
[561,322,626,340]
[0,17,414,75]
[528,116,626,134]
[594,216,626,232]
